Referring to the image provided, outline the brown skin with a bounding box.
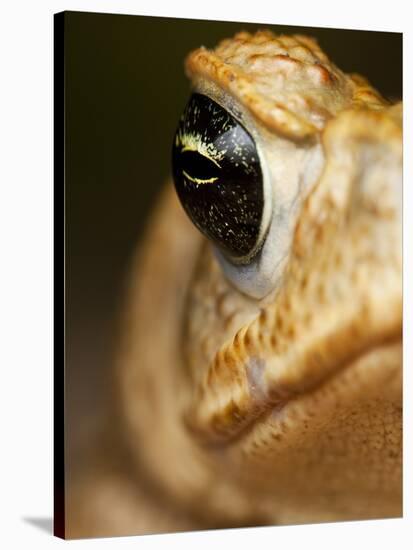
[67,31,402,538]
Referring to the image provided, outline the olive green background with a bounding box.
[65,11,402,466]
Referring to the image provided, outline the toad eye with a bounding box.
[172,93,270,264]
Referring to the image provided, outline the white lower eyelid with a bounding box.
[215,142,325,300]
[213,207,290,300]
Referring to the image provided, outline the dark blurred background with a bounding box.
[64,11,402,469]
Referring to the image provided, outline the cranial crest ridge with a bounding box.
[185,30,389,139]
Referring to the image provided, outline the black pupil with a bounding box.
[172,93,264,260]
[181,150,221,182]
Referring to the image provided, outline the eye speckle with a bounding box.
[172,93,265,260]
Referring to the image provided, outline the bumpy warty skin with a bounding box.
[67,31,402,537]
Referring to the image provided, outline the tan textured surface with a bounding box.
[186,31,388,139]
[186,108,402,441]
[67,30,402,537]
